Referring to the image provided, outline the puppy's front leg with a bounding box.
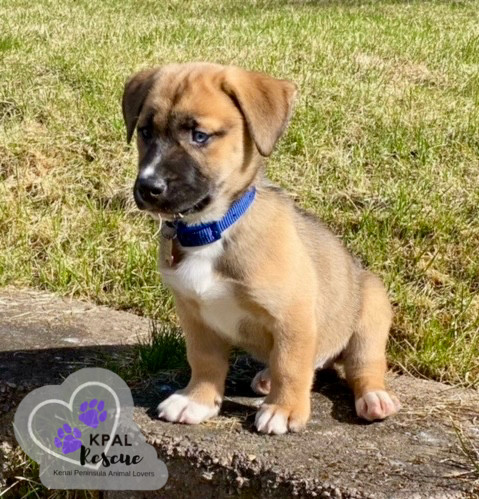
[255,304,316,435]
[158,301,230,425]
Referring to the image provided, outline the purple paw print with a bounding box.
[54,424,82,454]
[78,399,107,429]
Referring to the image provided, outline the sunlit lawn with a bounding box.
[1,0,478,386]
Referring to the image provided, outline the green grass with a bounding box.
[104,321,189,382]
[453,422,479,481]
[0,0,478,387]
[0,449,98,498]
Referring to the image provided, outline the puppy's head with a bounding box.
[122,63,296,222]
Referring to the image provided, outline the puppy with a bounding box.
[122,62,400,434]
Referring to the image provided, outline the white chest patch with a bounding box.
[160,239,248,342]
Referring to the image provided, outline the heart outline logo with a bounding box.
[28,381,120,470]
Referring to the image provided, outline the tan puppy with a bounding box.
[122,63,400,434]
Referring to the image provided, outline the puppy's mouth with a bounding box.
[169,194,212,218]
[135,186,212,220]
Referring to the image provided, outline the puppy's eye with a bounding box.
[192,130,210,145]
[139,127,152,141]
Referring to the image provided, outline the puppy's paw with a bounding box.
[355,390,401,421]
[255,403,309,435]
[251,368,271,395]
[158,393,219,425]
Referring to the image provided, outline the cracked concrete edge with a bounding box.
[146,431,371,499]
[142,430,477,499]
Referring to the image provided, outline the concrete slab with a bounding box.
[0,287,148,386]
[134,372,479,498]
[0,289,478,498]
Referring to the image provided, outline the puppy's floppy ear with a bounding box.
[122,68,160,144]
[221,67,297,156]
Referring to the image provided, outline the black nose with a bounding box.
[137,176,167,200]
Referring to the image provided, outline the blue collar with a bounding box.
[165,188,256,247]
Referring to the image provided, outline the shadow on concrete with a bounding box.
[143,357,366,430]
[312,368,367,425]
[139,357,367,429]
[0,345,365,436]
[0,345,136,434]
[0,344,135,388]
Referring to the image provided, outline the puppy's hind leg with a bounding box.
[344,272,400,421]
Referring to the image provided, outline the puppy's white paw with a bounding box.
[251,368,271,395]
[158,393,219,425]
[355,390,401,421]
[255,404,307,435]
